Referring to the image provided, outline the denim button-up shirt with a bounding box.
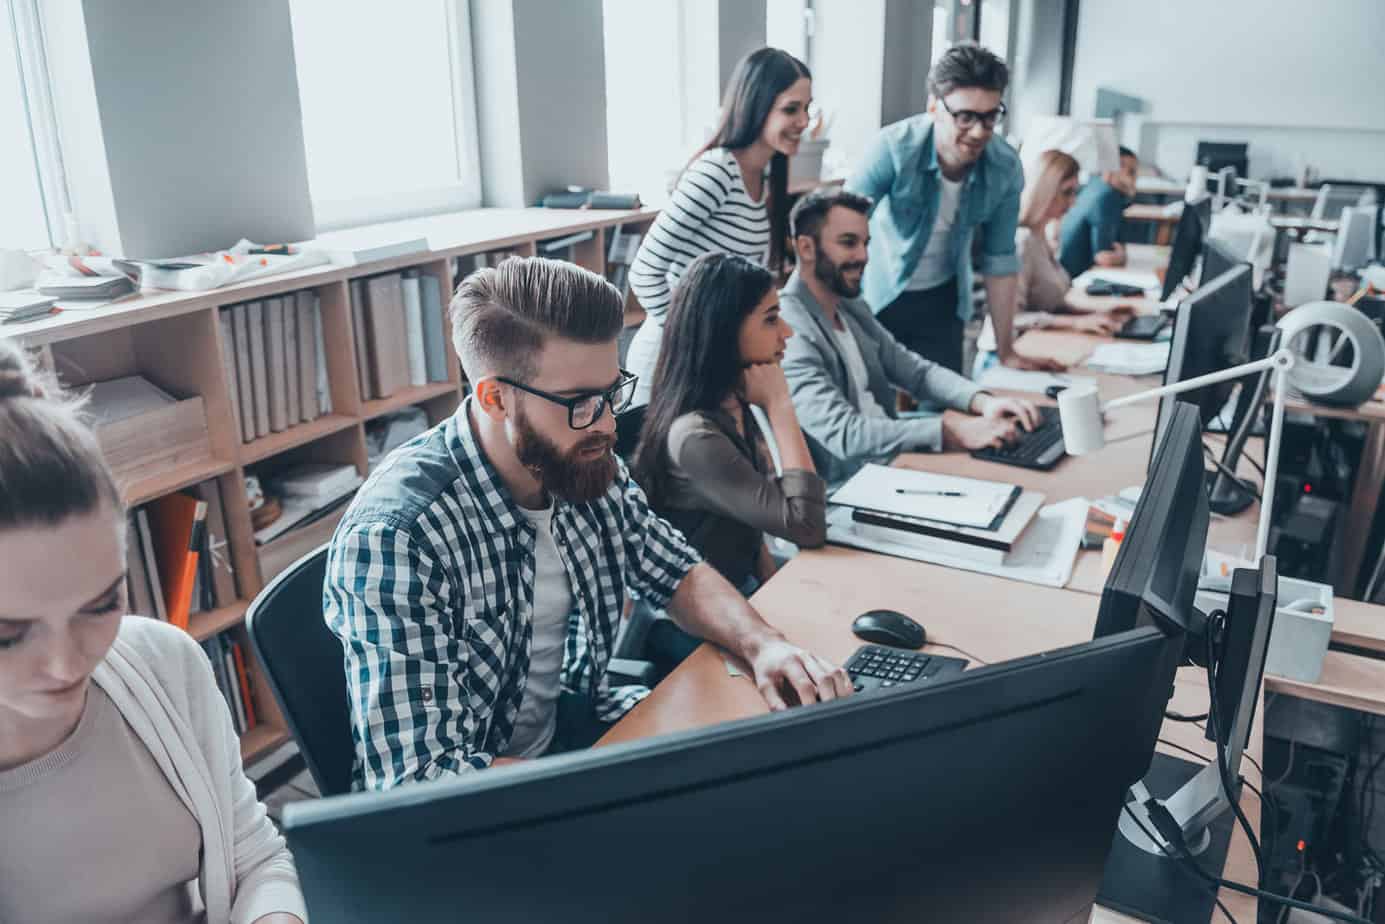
[846,114,1024,319]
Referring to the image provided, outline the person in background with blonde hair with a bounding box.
[974,149,1138,376]
[0,339,306,923]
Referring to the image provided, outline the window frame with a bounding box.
[8,0,70,252]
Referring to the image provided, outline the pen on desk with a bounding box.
[895,488,966,497]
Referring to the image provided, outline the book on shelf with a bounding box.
[125,512,159,619]
[201,635,256,733]
[247,301,271,438]
[311,291,332,414]
[195,480,239,606]
[263,297,289,433]
[363,273,410,398]
[401,270,429,388]
[418,272,448,383]
[283,295,302,426]
[303,226,429,267]
[146,493,208,630]
[216,308,244,443]
[254,463,364,545]
[231,304,256,442]
[296,291,320,421]
[134,507,168,621]
[350,279,375,400]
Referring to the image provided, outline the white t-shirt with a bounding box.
[503,502,573,758]
[907,176,963,291]
[832,320,890,419]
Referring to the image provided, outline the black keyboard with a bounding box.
[970,405,1066,471]
[1115,314,1169,340]
[845,644,968,693]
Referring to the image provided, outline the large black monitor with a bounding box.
[1199,235,1245,287]
[1150,265,1256,487]
[1097,400,1211,644]
[283,629,1178,922]
[1160,196,1214,301]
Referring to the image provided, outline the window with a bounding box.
[288,0,480,231]
[765,0,809,64]
[602,0,718,204]
[1,7,53,251]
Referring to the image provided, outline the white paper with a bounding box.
[1074,267,1161,291]
[976,366,1097,396]
[830,463,1017,530]
[826,497,1089,589]
[1085,341,1171,376]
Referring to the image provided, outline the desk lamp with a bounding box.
[1058,300,1385,559]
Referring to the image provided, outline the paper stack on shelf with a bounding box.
[254,463,364,545]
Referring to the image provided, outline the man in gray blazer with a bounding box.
[779,188,1039,486]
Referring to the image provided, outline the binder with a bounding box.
[350,279,375,400]
[216,308,243,443]
[419,273,448,383]
[402,271,428,387]
[264,297,289,432]
[364,273,410,398]
[246,301,271,437]
[135,507,168,621]
[146,493,208,630]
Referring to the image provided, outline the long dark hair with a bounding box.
[692,47,810,271]
[632,253,776,508]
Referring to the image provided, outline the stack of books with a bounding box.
[126,481,239,629]
[254,462,364,546]
[348,270,449,402]
[605,225,643,299]
[219,290,333,444]
[0,290,57,324]
[201,634,257,733]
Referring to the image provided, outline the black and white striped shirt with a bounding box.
[626,148,771,400]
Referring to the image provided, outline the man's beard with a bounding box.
[814,248,866,298]
[513,406,618,504]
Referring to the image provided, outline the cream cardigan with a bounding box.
[92,616,307,924]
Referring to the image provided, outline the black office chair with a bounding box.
[245,545,356,797]
[614,402,647,462]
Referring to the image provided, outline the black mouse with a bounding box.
[852,609,927,650]
[1044,384,1068,399]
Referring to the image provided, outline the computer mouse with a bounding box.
[1044,384,1068,399]
[852,609,927,650]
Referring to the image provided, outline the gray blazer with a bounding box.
[778,270,982,486]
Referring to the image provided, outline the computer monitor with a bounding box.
[1151,265,1255,474]
[1334,204,1379,271]
[283,629,1178,922]
[1200,235,1243,287]
[1160,196,1214,301]
[1097,401,1211,644]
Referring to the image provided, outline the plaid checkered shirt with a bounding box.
[323,399,701,791]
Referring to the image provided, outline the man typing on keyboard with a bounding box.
[779,188,1040,486]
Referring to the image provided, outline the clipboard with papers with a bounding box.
[829,464,1022,532]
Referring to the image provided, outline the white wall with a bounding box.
[813,0,886,171]
[1070,0,1385,182]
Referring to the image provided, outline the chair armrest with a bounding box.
[607,657,658,687]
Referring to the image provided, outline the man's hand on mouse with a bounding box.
[747,634,853,711]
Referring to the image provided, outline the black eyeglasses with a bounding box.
[939,97,1006,131]
[497,370,639,430]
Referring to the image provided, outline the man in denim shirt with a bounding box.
[1058,147,1139,278]
[847,42,1060,374]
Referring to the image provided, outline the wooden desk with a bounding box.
[1123,202,1181,245]
[600,548,1261,921]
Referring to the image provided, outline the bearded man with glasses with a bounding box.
[847,41,1063,376]
[324,256,850,792]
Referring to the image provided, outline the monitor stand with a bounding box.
[1098,752,1236,923]
[1207,469,1257,516]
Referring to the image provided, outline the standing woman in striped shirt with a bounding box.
[626,47,812,404]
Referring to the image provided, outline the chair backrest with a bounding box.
[245,545,355,797]
[615,403,648,463]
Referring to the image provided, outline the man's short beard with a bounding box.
[513,405,618,504]
[813,246,865,298]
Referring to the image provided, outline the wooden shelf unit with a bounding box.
[8,207,658,767]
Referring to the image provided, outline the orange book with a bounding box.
[147,493,208,631]
[230,640,257,730]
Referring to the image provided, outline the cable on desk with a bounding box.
[1166,710,1211,722]
[927,641,989,665]
[1119,802,1239,924]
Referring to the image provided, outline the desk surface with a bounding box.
[599,548,1262,921]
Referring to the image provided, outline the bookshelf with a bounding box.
[11,207,657,765]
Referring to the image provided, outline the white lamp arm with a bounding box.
[1101,349,1295,414]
